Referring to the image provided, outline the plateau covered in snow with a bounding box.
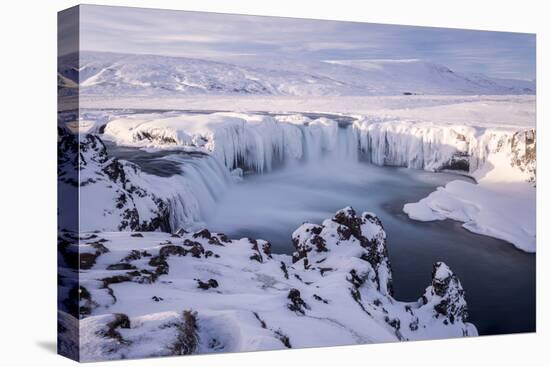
[59,51,535,98]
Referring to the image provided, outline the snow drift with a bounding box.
[403,129,536,252]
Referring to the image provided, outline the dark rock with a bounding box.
[440,152,470,172]
[196,278,219,290]
[106,263,137,271]
[193,228,212,240]
[79,241,109,270]
[249,239,270,263]
[183,239,206,257]
[287,288,309,314]
[171,311,199,355]
[101,314,131,344]
[159,245,187,258]
[313,294,329,304]
[274,330,292,348]
[280,262,289,279]
[121,250,151,262]
[102,274,133,287]
[253,312,267,328]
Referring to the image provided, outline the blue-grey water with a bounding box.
[202,159,535,337]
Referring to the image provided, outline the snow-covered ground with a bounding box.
[79,94,535,128]
[60,51,535,97]
[58,207,477,361]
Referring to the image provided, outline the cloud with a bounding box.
[77,4,535,79]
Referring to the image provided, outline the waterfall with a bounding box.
[159,154,235,231]
[163,118,363,230]
[98,113,534,233]
[294,118,359,164]
[335,123,359,161]
[353,118,478,172]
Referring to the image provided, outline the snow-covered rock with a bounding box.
[58,127,171,232]
[101,110,535,180]
[403,128,536,252]
[353,118,536,178]
[104,112,308,173]
[102,112,359,173]
[58,207,476,361]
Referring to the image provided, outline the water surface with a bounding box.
[203,159,535,336]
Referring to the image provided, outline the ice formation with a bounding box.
[403,129,536,252]
[102,111,534,180]
[66,108,536,251]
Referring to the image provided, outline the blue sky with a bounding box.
[79,5,536,80]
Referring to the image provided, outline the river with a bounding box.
[103,110,535,337]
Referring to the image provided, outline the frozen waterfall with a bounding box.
[102,112,534,232]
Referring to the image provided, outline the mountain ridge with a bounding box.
[58,51,535,97]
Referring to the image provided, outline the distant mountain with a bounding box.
[59,51,535,97]
[322,59,535,95]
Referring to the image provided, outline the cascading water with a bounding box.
[296,118,359,164]
[154,154,235,231]
[166,118,362,231]
[114,112,527,233]
[335,122,359,161]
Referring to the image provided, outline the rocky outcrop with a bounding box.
[421,262,469,326]
[292,207,393,296]
[58,129,171,232]
[67,208,477,361]
[511,129,536,183]
[171,311,199,355]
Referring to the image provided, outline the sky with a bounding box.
[76,4,536,80]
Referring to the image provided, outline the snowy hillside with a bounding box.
[324,59,535,95]
[58,207,476,361]
[60,51,535,97]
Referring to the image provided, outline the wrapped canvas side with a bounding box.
[57,5,80,362]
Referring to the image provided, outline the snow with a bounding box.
[79,94,535,128]
[58,44,536,363]
[59,208,477,361]
[404,129,536,252]
[103,112,349,174]
[64,52,535,98]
